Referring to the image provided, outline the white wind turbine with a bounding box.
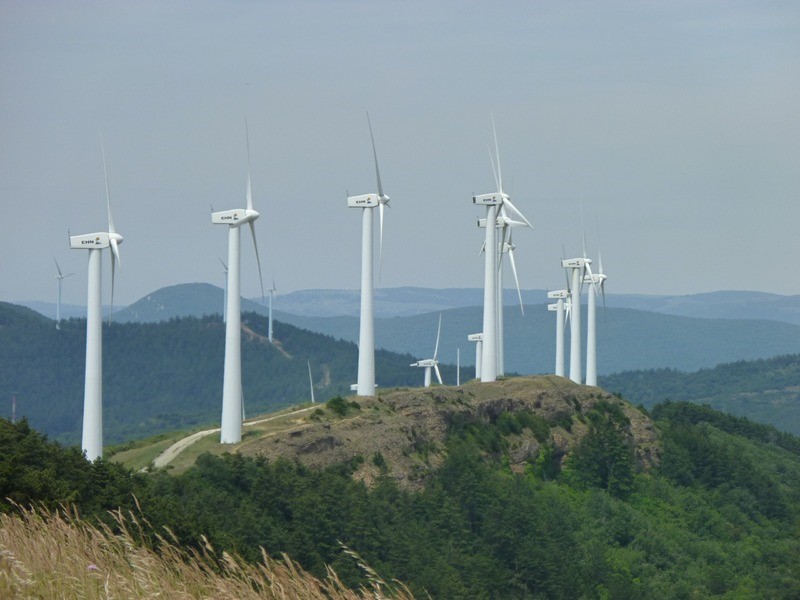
[212,123,266,444]
[268,275,276,342]
[53,258,73,330]
[584,250,607,386]
[68,139,123,461]
[347,114,390,396]
[473,116,530,382]
[547,289,569,377]
[307,359,316,404]
[411,314,443,387]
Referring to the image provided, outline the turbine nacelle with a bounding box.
[347,193,380,208]
[411,359,437,368]
[467,333,483,342]
[562,257,588,269]
[211,208,260,226]
[547,303,559,311]
[547,289,569,299]
[70,232,114,249]
[473,192,506,206]
[476,216,528,229]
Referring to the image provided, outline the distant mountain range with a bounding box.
[20,285,800,323]
[99,283,800,376]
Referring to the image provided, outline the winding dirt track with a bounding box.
[150,405,319,469]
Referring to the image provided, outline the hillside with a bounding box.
[600,353,800,436]
[234,376,658,491]
[0,302,455,446]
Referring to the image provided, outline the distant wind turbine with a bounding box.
[411,314,443,387]
[547,289,569,377]
[347,113,390,396]
[212,121,266,444]
[53,257,73,330]
[68,137,124,461]
[307,359,315,404]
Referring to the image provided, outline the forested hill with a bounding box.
[599,353,800,436]
[3,396,800,598]
[0,301,454,446]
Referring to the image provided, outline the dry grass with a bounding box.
[0,503,415,599]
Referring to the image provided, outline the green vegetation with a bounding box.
[3,397,800,598]
[600,353,800,435]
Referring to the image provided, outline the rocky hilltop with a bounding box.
[237,376,660,490]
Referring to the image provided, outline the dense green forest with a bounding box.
[2,400,799,599]
[599,353,800,435]
[0,302,456,446]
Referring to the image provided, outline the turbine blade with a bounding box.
[491,112,503,193]
[508,239,524,316]
[433,313,442,360]
[580,203,587,258]
[219,257,228,273]
[245,119,254,211]
[53,257,63,278]
[109,246,117,325]
[248,221,266,304]
[502,198,533,229]
[479,240,485,256]
[367,112,384,198]
[488,145,499,192]
[101,135,116,235]
[434,363,443,386]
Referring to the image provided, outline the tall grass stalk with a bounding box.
[0,503,415,599]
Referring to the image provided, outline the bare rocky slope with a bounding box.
[237,376,660,490]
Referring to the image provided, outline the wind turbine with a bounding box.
[467,333,483,380]
[411,314,443,387]
[268,275,276,342]
[219,258,228,323]
[53,258,73,330]
[473,115,531,382]
[68,138,123,461]
[347,114,390,396]
[585,251,607,386]
[456,347,461,386]
[212,122,266,444]
[561,253,588,384]
[547,289,569,377]
[307,359,315,404]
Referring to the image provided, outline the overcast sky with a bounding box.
[1,1,798,307]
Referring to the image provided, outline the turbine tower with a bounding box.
[68,139,123,461]
[562,255,588,384]
[212,122,266,444]
[268,275,276,342]
[53,258,73,330]
[547,289,569,377]
[347,114,390,396]
[467,333,483,380]
[411,314,443,387]
[584,252,607,386]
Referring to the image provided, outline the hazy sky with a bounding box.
[2,1,798,307]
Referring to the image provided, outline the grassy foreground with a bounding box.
[0,505,414,599]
